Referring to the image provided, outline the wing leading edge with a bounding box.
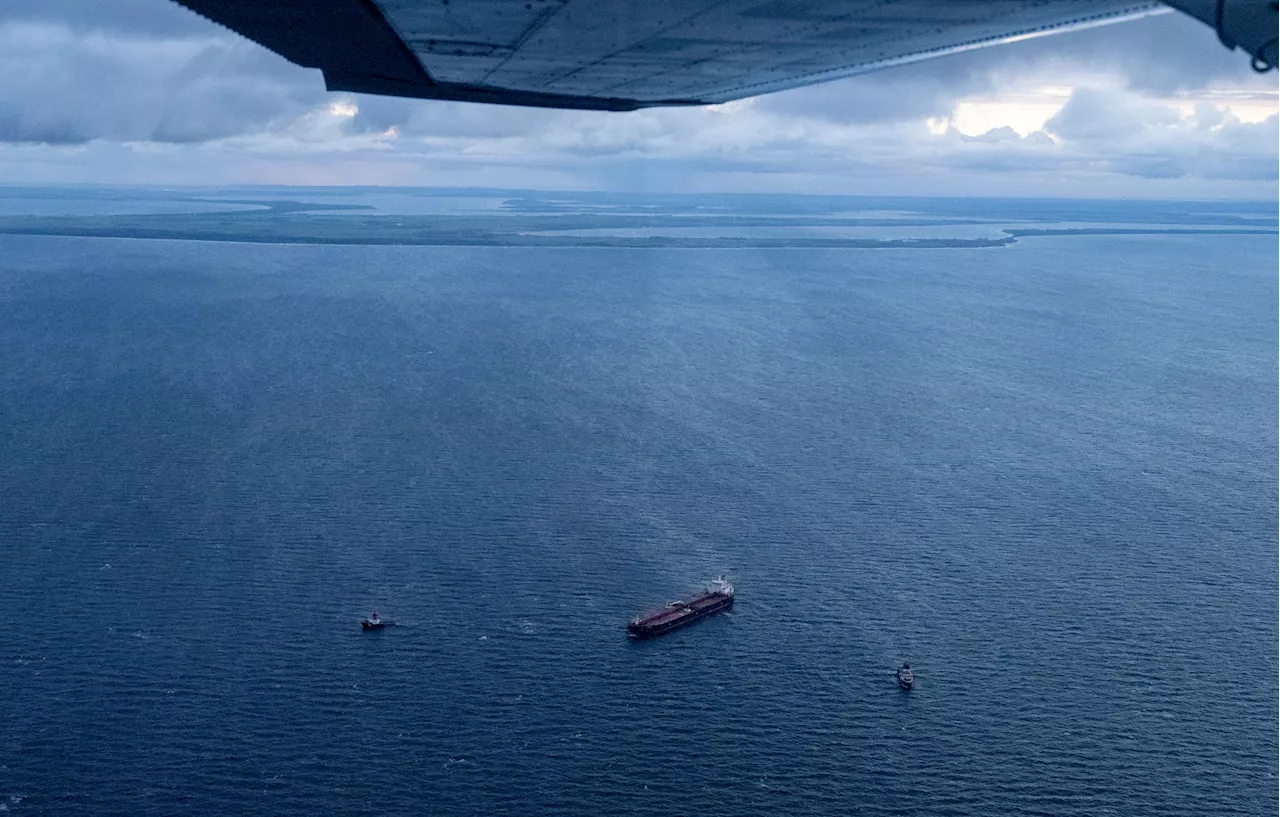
[174,0,1274,111]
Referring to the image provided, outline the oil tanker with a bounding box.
[627,577,734,639]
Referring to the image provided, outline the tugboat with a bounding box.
[897,662,915,690]
[361,611,386,631]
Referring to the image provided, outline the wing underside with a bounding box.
[175,0,1167,111]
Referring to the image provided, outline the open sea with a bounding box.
[0,191,1276,815]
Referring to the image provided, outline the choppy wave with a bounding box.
[0,229,1275,815]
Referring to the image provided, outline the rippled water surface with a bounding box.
[1,229,1275,815]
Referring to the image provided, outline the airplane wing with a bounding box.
[174,0,1278,111]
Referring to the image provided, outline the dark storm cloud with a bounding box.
[0,0,1274,196]
[1018,11,1271,94]
[0,0,1266,145]
[1045,88,1181,141]
[0,19,324,144]
[182,4,1259,142]
[754,11,1271,124]
[347,93,563,140]
[3,0,213,37]
[0,1,562,146]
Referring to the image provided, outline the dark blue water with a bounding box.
[1,229,1275,815]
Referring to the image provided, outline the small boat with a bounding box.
[361,612,386,631]
[897,662,914,690]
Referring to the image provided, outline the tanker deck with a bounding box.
[627,577,734,639]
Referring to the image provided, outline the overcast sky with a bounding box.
[0,0,1276,198]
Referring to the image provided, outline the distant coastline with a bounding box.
[0,190,1273,249]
